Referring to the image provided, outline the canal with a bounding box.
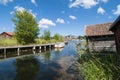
[0,40,80,80]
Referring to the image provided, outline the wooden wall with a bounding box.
[87,35,116,52]
[114,25,120,54]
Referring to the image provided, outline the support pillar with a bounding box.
[4,49,6,59]
[4,48,6,54]
[44,46,46,51]
[33,46,35,51]
[17,48,20,56]
[49,45,51,51]
[39,46,41,50]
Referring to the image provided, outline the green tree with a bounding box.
[43,30,51,40]
[53,33,63,41]
[13,10,39,44]
[78,36,84,40]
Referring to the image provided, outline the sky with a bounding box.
[0,0,120,36]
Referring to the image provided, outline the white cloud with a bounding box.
[38,18,56,28]
[12,6,37,18]
[29,9,37,18]
[69,0,73,2]
[101,0,108,3]
[10,11,14,14]
[31,0,37,6]
[14,6,25,12]
[69,0,98,9]
[56,18,65,24]
[97,7,105,14]
[69,15,77,20]
[0,0,13,5]
[113,4,120,15]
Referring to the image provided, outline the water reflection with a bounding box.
[14,56,39,80]
[0,40,80,80]
[54,48,63,55]
[43,51,51,61]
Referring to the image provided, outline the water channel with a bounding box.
[0,40,81,80]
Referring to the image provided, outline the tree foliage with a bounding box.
[78,36,84,40]
[43,30,51,40]
[13,10,39,44]
[53,33,63,41]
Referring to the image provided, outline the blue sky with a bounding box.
[0,0,120,36]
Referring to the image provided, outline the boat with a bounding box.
[55,42,65,48]
[54,47,64,51]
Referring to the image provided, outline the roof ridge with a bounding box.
[85,22,113,36]
[86,22,112,27]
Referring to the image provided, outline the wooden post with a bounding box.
[17,48,20,56]
[3,48,6,59]
[44,46,46,51]
[39,46,41,50]
[33,46,35,51]
[4,48,6,54]
[39,46,41,53]
[49,45,51,51]
[33,46,36,54]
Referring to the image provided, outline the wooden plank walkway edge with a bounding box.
[0,41,68,49]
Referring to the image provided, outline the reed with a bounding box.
[77,53,120,80]
[76,43,120,80]
[0,38,19,46]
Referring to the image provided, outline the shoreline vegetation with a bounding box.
[76,41,120,80]
[0,37,63,47]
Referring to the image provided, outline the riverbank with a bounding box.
[0,38,64,47]
[76,43,120,80]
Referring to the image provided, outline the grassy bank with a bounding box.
[76,44,120,80]
[0,38,63,47]
[77,42,120,80]
[35,39,61,44]
[0,38,19,46]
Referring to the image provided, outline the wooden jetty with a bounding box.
[0,43,55,56]
[0,42,68,56]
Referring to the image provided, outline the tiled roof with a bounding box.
[85,22,113,36]
[1,32,14,36]
[5,32,14,36]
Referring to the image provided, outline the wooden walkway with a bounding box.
[0,43,55,49]
[0,42,68,55]
[0,43,56,54]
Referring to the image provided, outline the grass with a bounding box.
[35,39,59,44]
[77,43,120,80]
[0,38,63,47]
[76,43,120,80]
[0,38,19,46]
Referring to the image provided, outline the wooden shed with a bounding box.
[0,32,14,38]
[109,16,120,54]
[85,22,116,52]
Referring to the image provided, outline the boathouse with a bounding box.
[109,16,120,54]
[85,22,116,52]
[0,32,14,38]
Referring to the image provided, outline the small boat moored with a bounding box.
[55,43,65,48]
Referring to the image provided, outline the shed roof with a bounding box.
[109,15,120,31]
[85,22,113,37]
[1,32,14,36]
